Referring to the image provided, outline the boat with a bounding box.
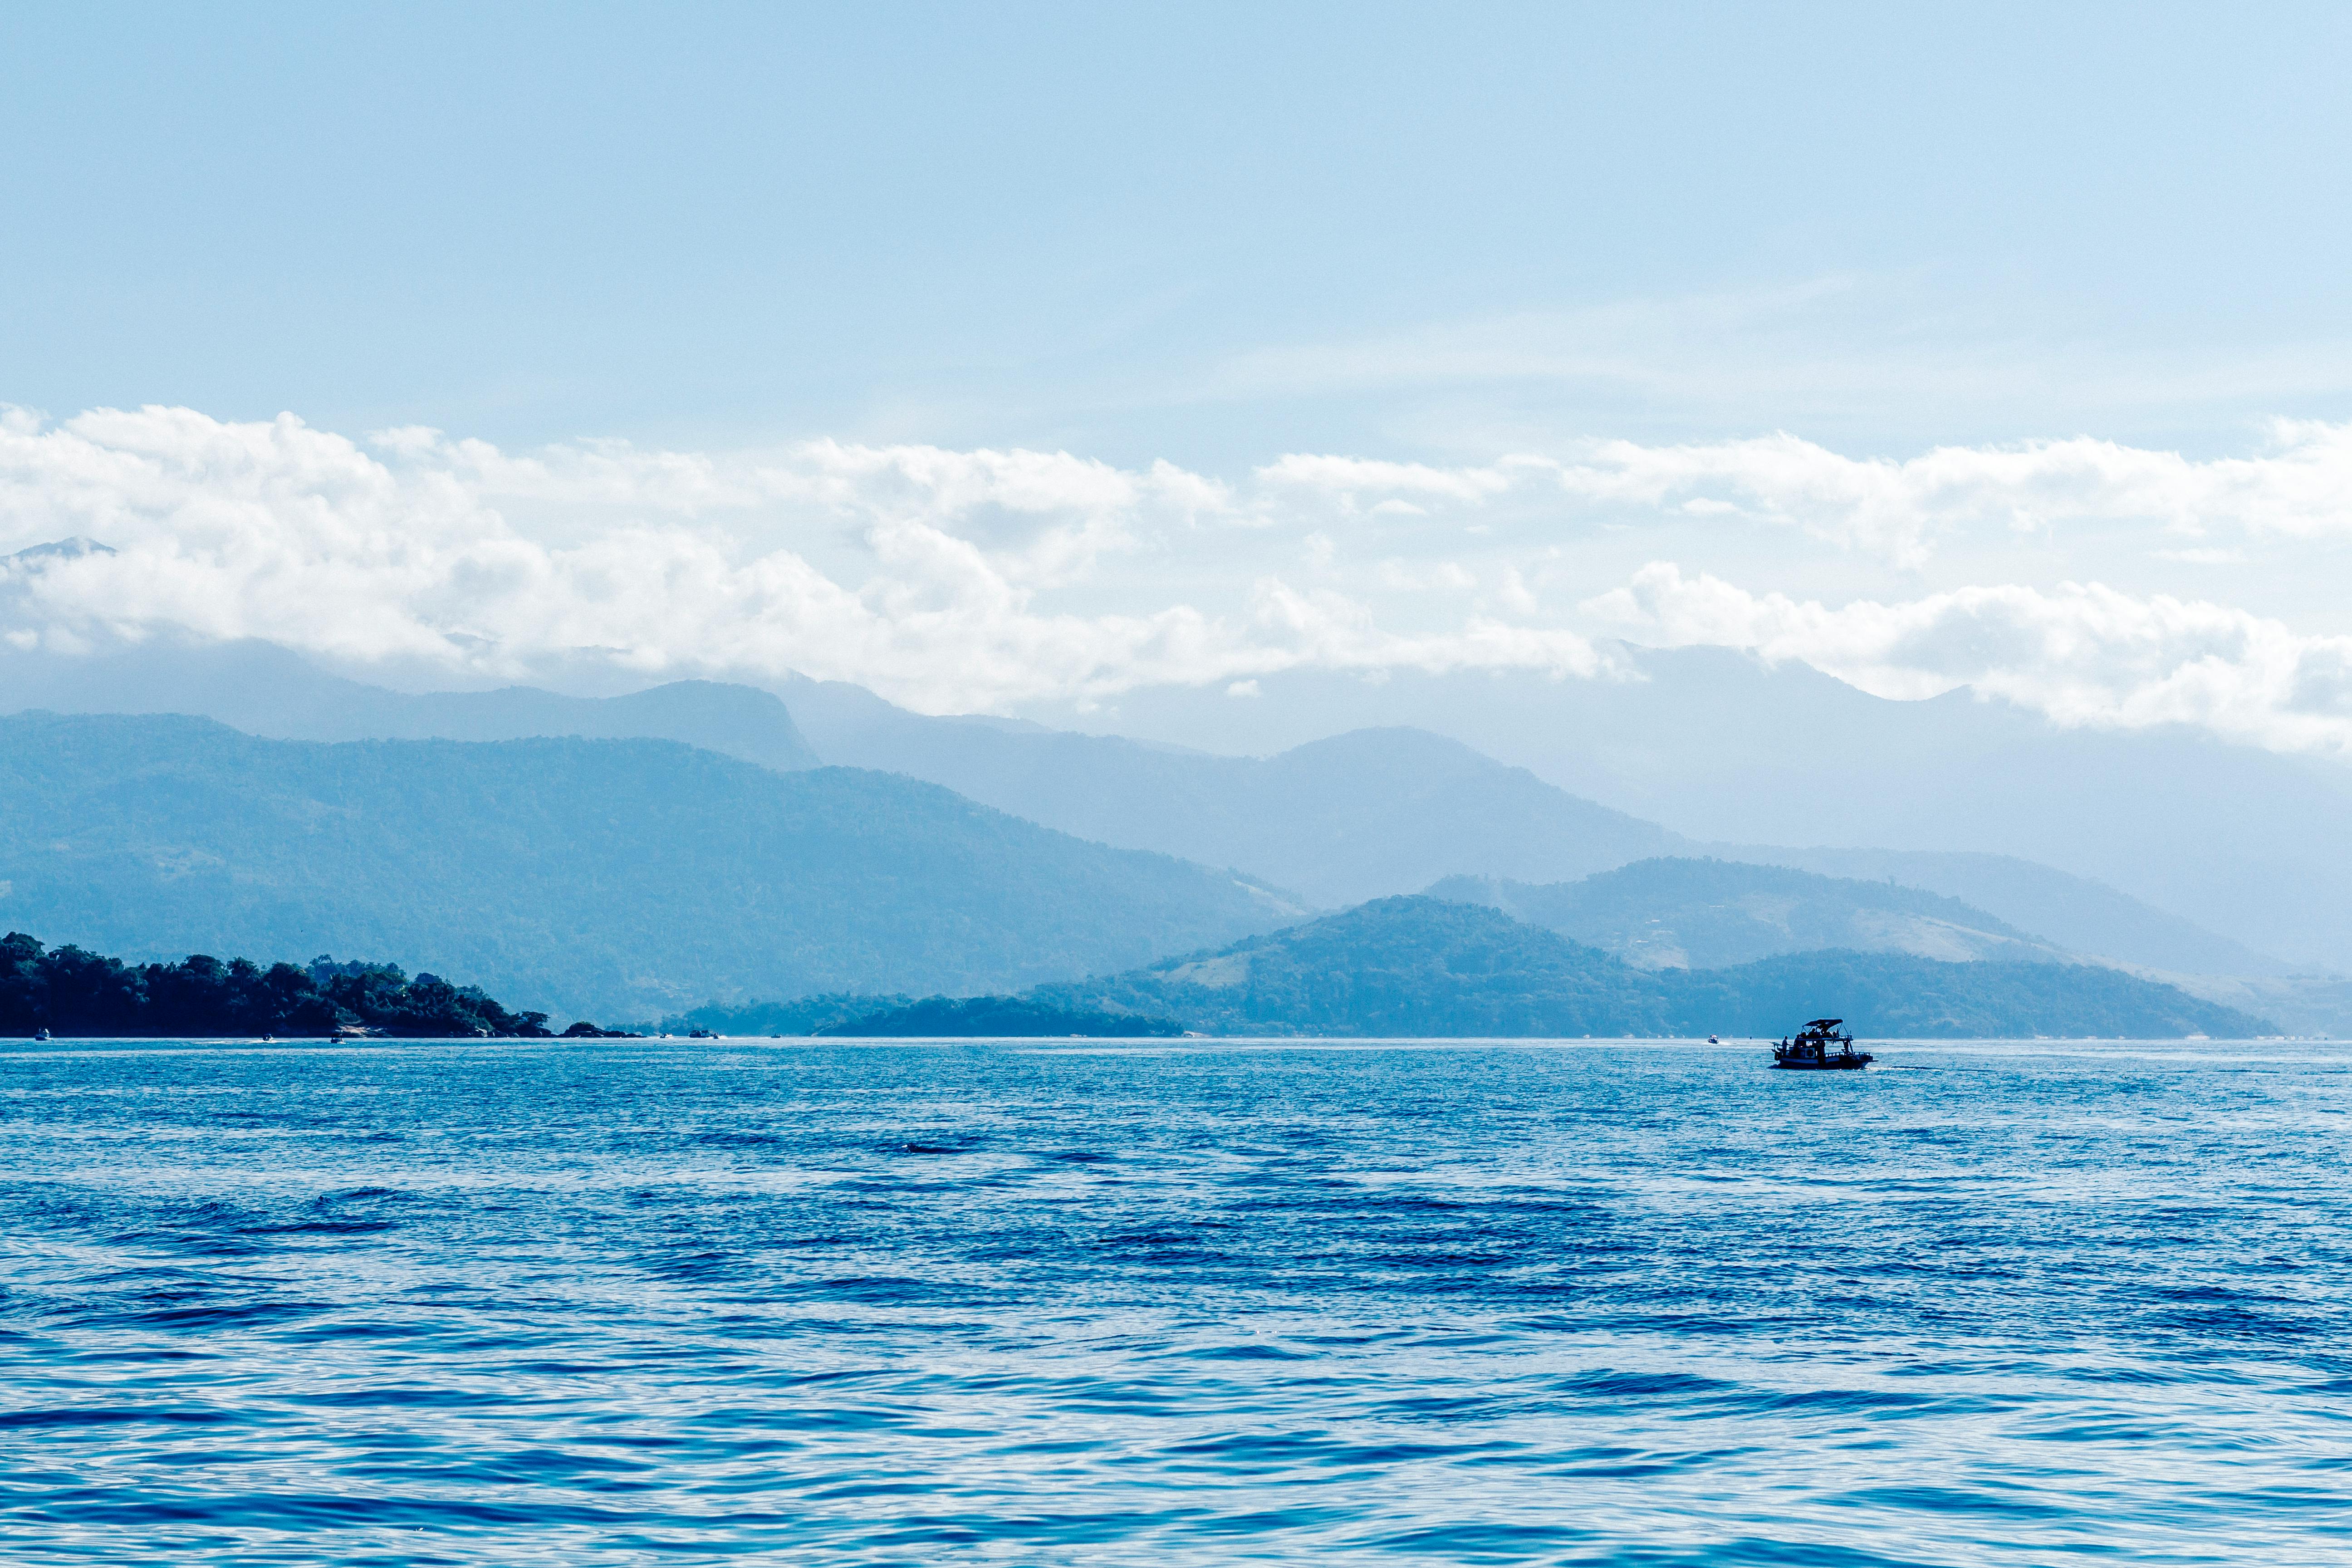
[1770,1018,1872,1070]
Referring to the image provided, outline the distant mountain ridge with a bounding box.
[0,637,818,771]
[1431,858,2063,970]
[0,633,2294,979]
[0,713,1299,1019]
[1031,897,2273,1039]
[783,675,1681,905]
[1024,649,2352,972]
[1709,844,2292,978]
[781,673,2275,973]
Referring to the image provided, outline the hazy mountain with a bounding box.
[0,714,1299,1020]
[1669,949,2269,1042]
[1709,845,2292,978]
[785,676,1679,905]
[4,536,113,566]
[1031,897,2270,1039]
[2152,972,2352,1039]
[0,637,819,771]
[1019,649,2352,972]
[1,635,2296,976]
[1430,859,2061,970]
[787,672,2269,973]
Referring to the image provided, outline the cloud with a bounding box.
[2,403,2348,754]
[377,424,1230,586]
[1256,453,1519,505]
[1261,420,2352,567]
[0,405,1600,711]
[1590,563,2352,756]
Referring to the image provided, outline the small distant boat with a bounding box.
[34,1028,49,1042]
[1771,1018,1872,1070]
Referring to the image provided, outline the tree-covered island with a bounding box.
[0,932,568,1038]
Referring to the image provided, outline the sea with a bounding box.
[0,1036,2345,1566]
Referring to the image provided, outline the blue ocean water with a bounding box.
[0,1038,2346,1565]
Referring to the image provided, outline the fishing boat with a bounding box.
[1771,1018,1872,1070]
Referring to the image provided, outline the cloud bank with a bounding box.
[3,404,2350,756]
[0,406,1604,711]
[1265,419,2352,567]
[1590,564,2352,757]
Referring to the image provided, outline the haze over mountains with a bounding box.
[1045,653,2352,973]
[0,712,1296,1019]
[786,684,1679,905]
[781,671,2309,985]
[1431,860,2061,971]
[0,636,821,773]
[2,636,2290,970]
[4,625,2346,1034]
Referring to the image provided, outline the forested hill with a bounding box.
[0,933,560,1038]
[0,713,1302,1020]
[1031,897,2274,1039]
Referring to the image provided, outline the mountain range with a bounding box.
[1029,897,2271,1039]
[4,628,2345,1034]
[1023,651,2352,974]
[1429,859,2061,970]
[6,637,2272,971]
[0,636,820,771]
[0,712,1297,1019]
[786,690,1680,905]
[755,669,2316,979]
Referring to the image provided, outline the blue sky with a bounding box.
[3,2,2350,752]
[8,1,2349,460]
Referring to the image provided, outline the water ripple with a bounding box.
[0,1037,2347,1563]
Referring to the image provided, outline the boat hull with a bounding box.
[1771,1055,1872,1070]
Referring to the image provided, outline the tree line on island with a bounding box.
[651,992,1184,1037]
[0,933,634,1039]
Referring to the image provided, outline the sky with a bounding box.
[3,2,2351,755]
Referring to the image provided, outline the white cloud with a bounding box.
[1590,563,2352,756]
[1256,453,1518,505]
[1569,420,2352,562]
[1259,420,2352,567]
[3,403,2349,755]
[0,405,1597,712]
